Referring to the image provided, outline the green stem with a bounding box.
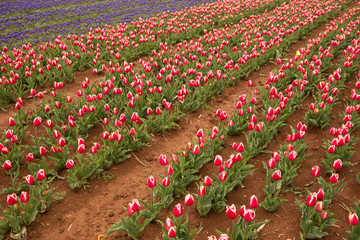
[244,221,249,240]
[232,220,235,240]
[187,206,190,232]
[273,181,277,198]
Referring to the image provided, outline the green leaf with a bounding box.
[105,221,125,237]
[0,219,10,235]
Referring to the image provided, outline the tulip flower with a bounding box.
[159,154,168,166]
[306,193,317,207]
[311,165,320,177]
[204,176,212,186]
[168,226,176,238]
[39,146,47,156]
[329,173,339,183]
[218,234,230,240]
[267,158,275,169]
[33,117,42,127]
[244,209,255,222]
[36,169,46,181]
[272,170,282,181]
[332,159,342,171]
[316,188,324,201]
[66,159,75,169]
[219,171,227,181]
[7,193,17,205]
[173,203,183,217]
[349,212,359,225]
[8,117,15,126]
[167,165,174,175]
[320,212,328,219]
[147,176,156,188]
[20,191,29,203]
[162,177,170,187]
[77,144,85,154]
[184,194,194,207]
[25,175,34,185]
[198,186,206,196]
[3,160,12,171]
[131,199,140,213]
[214,155,223,166]
[316,201,323,212]
[288,151,297,161]
[249,195,258,209]
[171,154,179,163]
[226,204,237,220]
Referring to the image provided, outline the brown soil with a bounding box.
[1,2,360,240]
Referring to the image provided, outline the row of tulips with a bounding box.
[260,122,309,212]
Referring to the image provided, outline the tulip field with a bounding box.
[2,0,360,239]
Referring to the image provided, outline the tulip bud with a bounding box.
[20,191,29,203]
[244,209,255,222]
[159,154,168,166]
[171,154,179,163]
[198,185,206,196]
[332,159,342,171]
[249,195,258,209]
[288,151,297,161]
[204,176,212,186]
[316,201,323,212]
[272,170,282,181]
[316,188,324,200]
[267,158,275,169]
[36,169,46,181]
[311,165,320,177]
[173,203,183,217]
[193,145,200,155]
[306,193,317,207]
[168,226,176,238]
[184,194,194,206]
[328,144,336,153]
[226,204,237,219]
[25,175,34,185]
[33,117,42,127]
[236,142,245,152]
[147,176,156,188]
[219,171,227,181]
[329,173,339,183]
[8,117,15,126]
[167,165,174,175]
[7,193,17,205]
[320,212,328,219]
[162,177,170,187]
[214,155,223,166]
[349,212,359,225]
[77,144,85,153]
[3,160,12,171]
[272,152,280,161]
[66,159,75,169]
[39,146,47,156]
